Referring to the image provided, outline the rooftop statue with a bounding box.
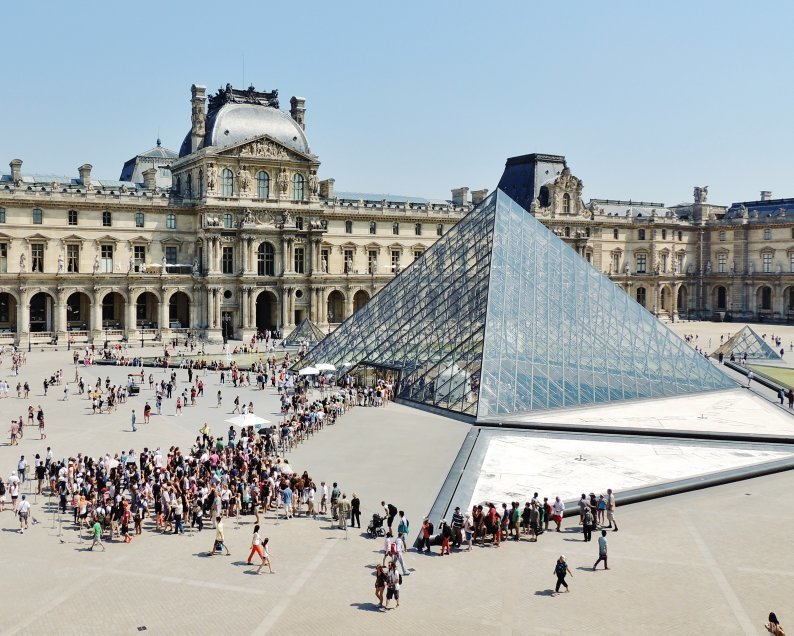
[207,83,280,112]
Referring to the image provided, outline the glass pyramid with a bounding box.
[712,326,780,360]
[300,190,735,420]
[284,317,326,347]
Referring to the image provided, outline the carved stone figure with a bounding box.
[128,256,134,273]
[162,256,168,274]
[57,253,64,274]
[93,255,100,274]
[730,260,735,273]
[624,263,631,275]
[237,168,251,193]
[277,169,289,194]
[283,211,292,226]
[749,261,755,274]
[740,204,749,219]
[206,164,216,191]
[192,258,200,275]
[309,170,319,195]
[705,260,712,274]
[19,253,26,273]
[694,186,709,204]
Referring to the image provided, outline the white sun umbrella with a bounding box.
[298,366,319,375]
[315,363,336,371]
[225,413,272,428]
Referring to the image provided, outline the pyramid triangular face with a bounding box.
[300,189,735,420]
[476,192,735,419]
[712,325,781,360]
[300,192,499,417]
[284,318,326,347]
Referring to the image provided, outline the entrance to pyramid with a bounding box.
[350,362,402,394]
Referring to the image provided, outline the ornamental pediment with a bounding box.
[215,135,311,162]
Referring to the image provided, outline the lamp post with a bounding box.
[222,313,230,345]
[27,329,31,353]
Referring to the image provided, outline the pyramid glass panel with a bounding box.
[284,317,326,347]
[711,326,781,360]
[299,189,735,421]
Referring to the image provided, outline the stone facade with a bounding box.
[1,92,792,348]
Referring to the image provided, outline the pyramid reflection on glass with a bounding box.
[284,317,326,347]
[300,190,735,420]
[712,325,781,360]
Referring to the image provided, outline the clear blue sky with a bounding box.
[4,0,793,206]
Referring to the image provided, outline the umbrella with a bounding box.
[107,458,120,469]
[341,361,353,367]
[225,414,272,427]
[315,363,336,371]
[298,366,319,375]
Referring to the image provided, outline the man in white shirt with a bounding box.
[16,494,31,533]
[17,456,27,483]
[552,496,565,532]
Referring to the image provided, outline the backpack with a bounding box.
[555,561,567,577]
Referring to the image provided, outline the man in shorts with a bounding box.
[89,518,105,551]
[16,494,31,533]
[606,488,618,531]
[383,561,401,609]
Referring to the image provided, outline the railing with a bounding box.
[30,331,54,342]
[68,331,89,342]
[104,329,124,338]
[0,332,15,341]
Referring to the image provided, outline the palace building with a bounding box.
[0,86,792,348]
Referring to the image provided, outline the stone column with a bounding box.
[207,288,215,328]
[189,286,199,330]
[159,290,170,333]
[281,286,290,328]
[240,286,249,328]
[18,287,29,346]
[54,287,67,338]
[281,239,288,275]
[127,290,138,337]
[248,289,256,329]
[345,288,354,321]
[215,291,222,330]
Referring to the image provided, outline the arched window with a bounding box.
[256,171,269,199]
[761,286,773,310]
[198,169,203,196]
[220,169,233,197]
[135,212,144,228]
[392,222,400,235]
[292,174,305,200]
[187,173,193,196]
[563,193,571,215]
[638,229,646,240]
[32,208,43,224]
[166,213,176,229]
[564,226,571,237]
[257,242,275,276]
[613,228,618,239]
[636,287,647,307]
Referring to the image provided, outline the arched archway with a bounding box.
[353,290,370,313]
[66,292,91,331]
[29,291,55,332]
[635,286,647,308]
[677,286,688,314]
[135,291,160,328]
[168,291,190,329]
[101,291,125,329]
[757,286,773,312]
[659,285,673,314]
[327,290,345,323]
[713,285,727,311]
[255,291,278,333]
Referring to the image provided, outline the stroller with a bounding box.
[367,513,386,538]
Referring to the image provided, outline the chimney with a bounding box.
[451,187,469,206]
[471,188,489,205]
[78,163,92,186]
[760,190,772,201]
[319,178,335,199]
[190,84,207,154]
[142,168,157,190]
[290,96,306,130]
[9,159,22,185]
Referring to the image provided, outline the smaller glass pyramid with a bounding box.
[711,326,781,360]
[283,318,326,347]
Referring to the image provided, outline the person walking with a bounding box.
[747,370,754,387]
[247,524,265,566]
[131,410,137,432]
[552,496,565,532]
[765,612,785,635]
[350,493,361,529]
[255,537,274,574]
[593,530,609,570]
[16,494,31,533]
[553,555,572,595]
[606,488,618,531]
[383,561,401,609]
[89,518,105,551]
[210,516,231,556]
[217,390,222,409]
[374,564,387,608]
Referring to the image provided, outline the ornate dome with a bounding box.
[179,102,310,157]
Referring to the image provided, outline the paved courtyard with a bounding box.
[0,327,793,634]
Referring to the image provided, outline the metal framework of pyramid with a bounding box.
[712,325,781,360]
[284,317,326,347]
[300,190,735,420]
